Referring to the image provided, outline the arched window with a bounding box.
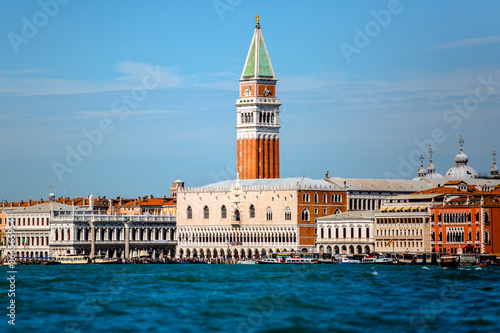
[314,193,318,203]
[249,204,255,218]
[485,230,490,244]
[266,207,273,221]
[302,193,310,202]
[323,194,327,203]
[334,209,341,215]
[284,206,291,220]
[234,209,240,222]
[366,228,370,239]
[320,228,324,239]
[221,205,227,219]
[186,206,192,219]
[328,228,332,238]
[301,209,309,221]
[203,206,209,219]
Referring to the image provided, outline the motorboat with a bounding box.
[285,257,319,264]
[93,256,119,264]
[237,259,257,265]
[336,257,361,264]
[440,255,460,268]
[257,258,282,264]
[56,255,90,265]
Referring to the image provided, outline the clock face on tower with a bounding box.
[257,84,275,97]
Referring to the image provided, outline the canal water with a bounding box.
[1,264,499,332]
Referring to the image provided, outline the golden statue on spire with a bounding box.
[256,15,260,24]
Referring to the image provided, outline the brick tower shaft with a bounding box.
[236,17,280,179]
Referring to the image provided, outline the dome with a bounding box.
[454,151,469,164]
[445,165,478,179]
[424,170,444,179]
[48,190,55,202]
[491,164,499,175]
[446,136,477,179]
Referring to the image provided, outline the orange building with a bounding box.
[297,190,346,246]
[431,193,500,255]
[236,18,280,179]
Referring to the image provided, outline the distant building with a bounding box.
[316,211,375,255]
[325,176,431,211]
[176,177,346,258]
[3,191,176,260]
[430,191,500,255]
[374,180,497,254]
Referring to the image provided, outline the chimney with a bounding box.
[325,171,329,179]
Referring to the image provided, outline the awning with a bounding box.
[419,206,428,210]
[379,207,388,212]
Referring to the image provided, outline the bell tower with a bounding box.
[236,16,281,179]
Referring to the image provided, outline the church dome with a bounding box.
[491,164,499,175]
[491,149,498,175]
[423,147,443,178]
[454,151,469,164]
[445,136,477,179]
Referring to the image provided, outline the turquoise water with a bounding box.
[1,264,499,333]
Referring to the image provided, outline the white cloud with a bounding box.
[74,109,177,119]
[431,35,500,50]
[0,62,183,96]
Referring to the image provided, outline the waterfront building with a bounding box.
[374,194,437,254]
[236,17,280,179]
[374,180,493,254]
[3,191,176,260]
[325,175,431,211]
[430,191,500,255]
[176,177,346,258]
[0,210,7,258]
[316,211,375,254]
[49,211,176,259]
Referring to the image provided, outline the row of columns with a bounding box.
[349,198,381,211]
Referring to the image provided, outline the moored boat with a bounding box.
[374,257,397,264]
[93,256,119,264]
[237,259,257,265]
[336,257,361,265]
[56,255,90,265]
[440,255,460,269]
[285,257,319,264]
[257,258,282,264]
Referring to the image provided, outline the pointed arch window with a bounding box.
[266,207,273,221]
[284,206,291,221]
[249,204,255,218]
[203,206,209,219]
[314,193,318,203]
[301,209,310,221]
[234,209,240,222]
[221,205,227,219]
[186,206,193,219]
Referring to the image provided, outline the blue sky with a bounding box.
[1,0,500,201]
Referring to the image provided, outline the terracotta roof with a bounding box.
[444,180,464,185]
[2,196,175,208]
[415,185,483,195]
